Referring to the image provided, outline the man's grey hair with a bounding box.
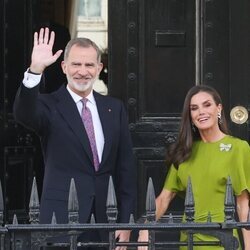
[64,37,102,62]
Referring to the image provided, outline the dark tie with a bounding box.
[81,98,99,171]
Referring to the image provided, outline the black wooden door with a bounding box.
[109,0,250,223]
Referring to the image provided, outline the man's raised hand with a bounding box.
[30,27,63,74]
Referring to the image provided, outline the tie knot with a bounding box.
[81,98,88,107]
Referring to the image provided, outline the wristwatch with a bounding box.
[27,68,41,75]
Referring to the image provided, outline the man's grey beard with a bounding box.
[67,76,97,92]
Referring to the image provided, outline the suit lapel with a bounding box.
[54,86,93,164]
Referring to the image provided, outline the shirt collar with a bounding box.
[66,85,96,105]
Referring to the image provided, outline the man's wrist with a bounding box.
[28,68,42,75]
[23,69,42,88]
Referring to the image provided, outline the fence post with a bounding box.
[224,176,235,222]
[184,177,195,250]
[51,212,57,224]
[28,178,41,250]
[222,176,238,250]
[68,178,79,250]
[106,176,118,250]
[146,177,156,250]
[29,177,40,224]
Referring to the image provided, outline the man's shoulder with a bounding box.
[38,84,68,102]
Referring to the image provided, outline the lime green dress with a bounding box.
[164,135,250,250]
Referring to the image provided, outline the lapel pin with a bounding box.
[108,109,112,112]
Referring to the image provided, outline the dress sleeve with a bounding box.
[230,140,250,196]
[163,165,185,193]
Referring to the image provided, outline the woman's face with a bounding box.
[190,91,222,132]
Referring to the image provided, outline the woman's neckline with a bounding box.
[199,134,229,144]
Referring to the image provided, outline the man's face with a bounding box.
[61,44,103,97]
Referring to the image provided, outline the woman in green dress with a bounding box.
[138,85,250,249]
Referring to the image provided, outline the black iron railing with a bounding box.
[0,176,249,249]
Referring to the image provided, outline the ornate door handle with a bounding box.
[230,106,248,124]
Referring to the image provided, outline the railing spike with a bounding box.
[68,178,79,224]
[12,214,18,225]
[224,176,235,222]
[106,176,118,223]
[207,211,212,223]
[106,176,117,206]
[184,176,195,222]
[168,213,173,223]
[145,177,156,222]
[90,213,96,224]
[129,214,135,224]
[51,212,57,224]
[29,177,40,224]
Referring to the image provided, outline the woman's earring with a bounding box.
[192,122,196,132]
[218,112,222,125]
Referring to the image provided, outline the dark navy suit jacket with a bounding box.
[13,83,136,225]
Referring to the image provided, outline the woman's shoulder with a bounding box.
[224,135,250,152]
[224,135,249,145]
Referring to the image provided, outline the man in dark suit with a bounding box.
[13,27,136,249]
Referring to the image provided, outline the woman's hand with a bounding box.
[137,230,149,250]
[236,190,250,250]
[115,230,131,250]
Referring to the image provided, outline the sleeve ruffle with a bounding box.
[163,165,185,193]
[231,140,250,196]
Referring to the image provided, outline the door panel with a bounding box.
[142,0,195,115]
[109,0,250,228]
[1,0,35,223]
[110,0,196,220]
[228,0,250,140]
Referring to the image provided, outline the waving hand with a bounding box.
[30,27,63,74]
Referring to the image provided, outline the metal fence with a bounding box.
[0,176,249,249]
